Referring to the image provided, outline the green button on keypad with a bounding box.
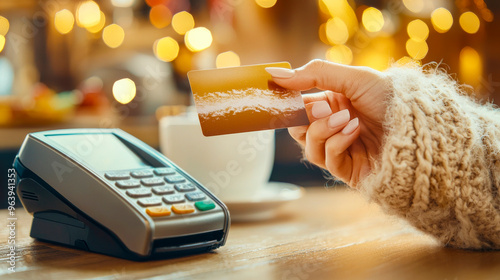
[195,200,215,211]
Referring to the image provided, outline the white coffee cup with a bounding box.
[159,110,275,202]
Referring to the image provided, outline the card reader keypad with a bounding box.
[175,183,196,192]
[116,180,141,189]
[105,167,216,217]
[140,178,165,186]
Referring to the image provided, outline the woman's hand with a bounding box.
[266,60,392,187]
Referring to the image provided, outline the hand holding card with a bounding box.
[188,62,309,136]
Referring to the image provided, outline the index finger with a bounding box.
[266,59,381,99]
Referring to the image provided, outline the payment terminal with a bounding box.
[13,129,230,260]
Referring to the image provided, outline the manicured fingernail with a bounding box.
[328,109,350,128]
[311,101,332,119]
[265,67,295,78]
[342,118,359,135]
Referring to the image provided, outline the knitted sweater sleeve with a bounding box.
[359,65,500,249]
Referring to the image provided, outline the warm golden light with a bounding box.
[326,45,353,65]
[318,0,330,15]
[185,27,213,52]
[322,0,358,37]
[255,0,277,8]
[431,8,453,33]
[459,46,482,87]
[0,16,9,36]
[356,36,395,71]
[145,0,163,7]
[459,12,480,34]
[407,19,429,42]
[406,38,428,60]
[325,17,349,45]
[86,11,106,33]
[103,24,125,48]
[318,23,329,45]
[154,37,179,62]
[54,9,75,35]
[402,0,424,13]
[216,51,241,68]
[113,78,136,104]
[76,1,101,28]
[362,7,384,33]
[150,5,172,29]
[0,35,5,53]
[172,11,195,35]
[396,56,421,66]
[173,47,193,74]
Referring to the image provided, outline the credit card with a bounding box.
[187,62,309,136]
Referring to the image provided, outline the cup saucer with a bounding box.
[223,182,304,222]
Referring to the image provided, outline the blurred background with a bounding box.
[1,0,499,207]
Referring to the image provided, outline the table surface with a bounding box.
[2,186,500,280]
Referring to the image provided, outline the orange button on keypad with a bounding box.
[171,203,195,214]
[146,206,171,217]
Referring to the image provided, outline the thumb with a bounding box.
[265,59,379,99]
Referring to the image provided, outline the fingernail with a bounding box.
[265,67,295,78]
[311,101,332,119]
[328,109,350,128]
[342,118,359,135]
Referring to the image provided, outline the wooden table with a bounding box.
[2,187,500,279]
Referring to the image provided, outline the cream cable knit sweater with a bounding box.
[360,65,500,249]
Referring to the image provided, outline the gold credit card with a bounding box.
[188,62,309,136]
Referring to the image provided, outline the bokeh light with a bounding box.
[255,0,277,8]
[459,46,482,87]
[407,19,429,42]
[76,1,101,28]
[102,24,125,48]
[396,56,421,66]
[111,0,136,8]
[150,5,172,29]
[318,0,329,16]
[185,27,213,52]
[86,11,106,33]
[173,47,193,74]
[54,9,75,35]
[406,38,428,60]
[431,7,453,33]
[325,17,349,45]
[113,78,136,104]
[172,11,195,35]
[318,23,329,45]
[216,51,241,68]
[356,36,395,70]
[362,7,384,33]
[326,45,353,65]
[0,16,9,36]
[145,0,165,7]
[322,0,358,37]
[402,0,424,13]
[459,12,480,34]
[0,35,5,53]
[381,10,397,35]
[154,37,179,62]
